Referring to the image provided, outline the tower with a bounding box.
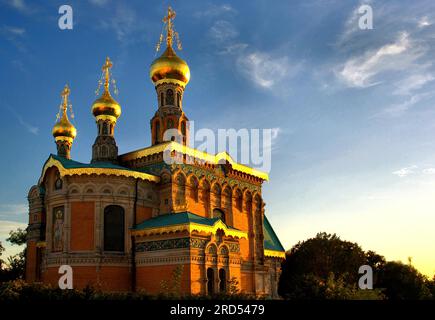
[91,57,122,163]
[149,6,190,146]
[52,84,77,159]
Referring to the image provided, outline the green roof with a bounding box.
[50,154,137,171]
[134,211,285,253]
[263,215,285,252]
[134,211,241,231]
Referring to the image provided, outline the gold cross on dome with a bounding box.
[163,6,176,47]
[102,57,113,91]
[61,84,70,110]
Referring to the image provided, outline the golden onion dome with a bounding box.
[150,45,190,86]
[91,57,121,121]
[91,91,121,120]
[52,112,77,140]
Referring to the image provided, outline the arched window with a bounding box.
[166,89,174,105]
[175,174,186,205]
[235,189,242,211]
[160,92,164,107]
[219,269,226,292]
[189,176,199,202]
[104,205,125,252]
[213,208,225,224]
[167,118,174,129]
[154,120,160,144]
[102,122,108,135]
[181,121,186,135]
[101,145,108,157]
[54,172,63,190]
[212,184,221,208]
[177,92,181,107]
[207,268,214,295]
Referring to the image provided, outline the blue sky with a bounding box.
[1,0,435,276]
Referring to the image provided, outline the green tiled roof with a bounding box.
[134,211,285,253]
[263,215,285,252]
[134,211,241,231]
[50,154,135,171]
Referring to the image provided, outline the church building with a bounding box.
[25,7,285,298]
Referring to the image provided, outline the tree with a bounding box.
[378,261,432,300]
[0,228,28,281]
[278,232,368,299]
[0,241,4,270]
[6,228,27,246]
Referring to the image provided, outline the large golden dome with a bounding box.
[91,91,121,120]
[52,112,77,141]
[150,45,190,86]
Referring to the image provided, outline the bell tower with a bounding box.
[149,6,190,146]
[52,85,77,159]
[91,57,122,163]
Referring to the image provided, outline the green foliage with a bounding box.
[278,232,368,299]
[0,242,4,270]
[228,276,240,296]
[278,232,433,300]
[6,228,27,246]
[0,228,27,282]
[378,261,432,300]
[159,264,184,298]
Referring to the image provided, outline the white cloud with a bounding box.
[237,52,297,89]
[393,73,435,95]
[16,113,39,135]
[418,16,432,28]
[1,26,25,36]
[392,165,417,178]
[338,32,419,88]
[89,0,109,7]
[194,4,236,18]
[380,91,433,117]
[6,0,34,14]
[209,20,238,43]
[423,168,435,175]
[0,204,27,218]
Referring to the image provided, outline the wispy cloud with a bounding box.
[194,4,236,18]
[0,25,27,52]
[237,52,298,89]
[380,91,434,117]
[393,73,435,95]
[337,32,423,88]
[418,16,432,28]
[0,204,27,218]
[392,165,418,178]
[209,20,238,43]
[1,25,25,36]
[89,0,109,7]
[96,4,151,44]
[5,0,35,14]
[7,106,39,135]
[206,17,300,92]
[422,168,435,175]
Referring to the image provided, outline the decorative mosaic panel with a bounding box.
[136,237,208,252]
[228,243,240,253]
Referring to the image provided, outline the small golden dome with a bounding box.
[91,57,121,121]
[91,91,121,120]
[52,112,77,140]
[150,45,190,86]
